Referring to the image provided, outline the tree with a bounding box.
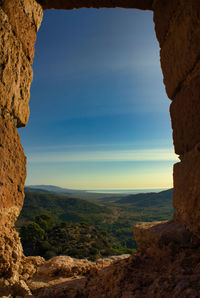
[20,222,45,255]
[35,214,54,231]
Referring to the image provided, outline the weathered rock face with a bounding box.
[155,0,200,99]
[29,235,200,298]
[0,1,43,128]
[81,234,200,298]
[170,69,200,155]
[1,0,43,63]
[27,255,130,295]
[0,118,25,285]
[0,0,43,294]
[132,220,192,250]
[173,148,200,234]
[0,0,200,295]
[0,119,26,213]
[0,118,44,296]
[153,0,200,235]
[160,1,200,234]
[0,8,32,127]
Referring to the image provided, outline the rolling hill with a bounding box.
[17,187,174,260]
[116,188,173,207]
[17,191,112,227]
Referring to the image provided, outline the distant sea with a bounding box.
[86,188,167,194]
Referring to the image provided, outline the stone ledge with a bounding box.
[133,220,191,250]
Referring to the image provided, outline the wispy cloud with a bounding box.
[27,148,178,163]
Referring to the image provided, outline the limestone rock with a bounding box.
[133,220,191,250]
[0,119,43,295]
[23,244,200,297]
[173,147,200,235]
[82,238,200,298]
[0,119,27,294]
[170,61,200,155]
[1,0,43,62]
[28,255,130,296]
[159,0,200,99]
[21,256,45,281]
[32,256,100,280]
[0,119,26,217]
[153,0,179,47]
[0,254,44,296]
[0,8,33,127]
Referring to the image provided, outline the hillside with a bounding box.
[18,192,134,259]
[24,185,123,202]
[20,218,120,261]
[17,188,174,261]
[17,191,111,226]
[116,188,173,207]
[25,185,87,196]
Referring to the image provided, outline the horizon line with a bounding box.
[25,184,172,191]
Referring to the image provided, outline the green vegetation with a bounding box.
[17,188,173,260]
[20,214,132,260]
[17,191,111,226]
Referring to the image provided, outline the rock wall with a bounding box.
[154,0,200,234]
[0,0,43,295]
[0,0,200,295]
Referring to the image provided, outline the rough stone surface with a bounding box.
[37,0,153,10]
[0,8,33,127]
[83,253,200,297]
[0,255,45,296]
[0,0,44,294]
[133,220,191,250]
[0,118,26,216]
[28,240,200,297]
[28,255,130,296]
[173,148,200,235]
[153,0,180,47]
[153,0,200,237]
[0,118,32,295]
[159,0,200,99]
[170,61,200,155]
[1,0,43,63]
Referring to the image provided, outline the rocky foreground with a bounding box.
[9,221,196,297]
[25,254,130,297]
[2,221,200,297]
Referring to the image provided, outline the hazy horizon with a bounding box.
[25,184,170,193]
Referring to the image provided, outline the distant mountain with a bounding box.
[24,185,123,201]
[24,187,53,194]
[116,188,173,208]
[25,185,87,195]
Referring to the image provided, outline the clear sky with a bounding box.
[19,8,178,190]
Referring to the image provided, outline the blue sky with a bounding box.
[19,8,178,190]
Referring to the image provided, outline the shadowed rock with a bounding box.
[133,220,191,250]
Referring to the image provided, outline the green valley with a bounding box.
[16,188,174,261]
